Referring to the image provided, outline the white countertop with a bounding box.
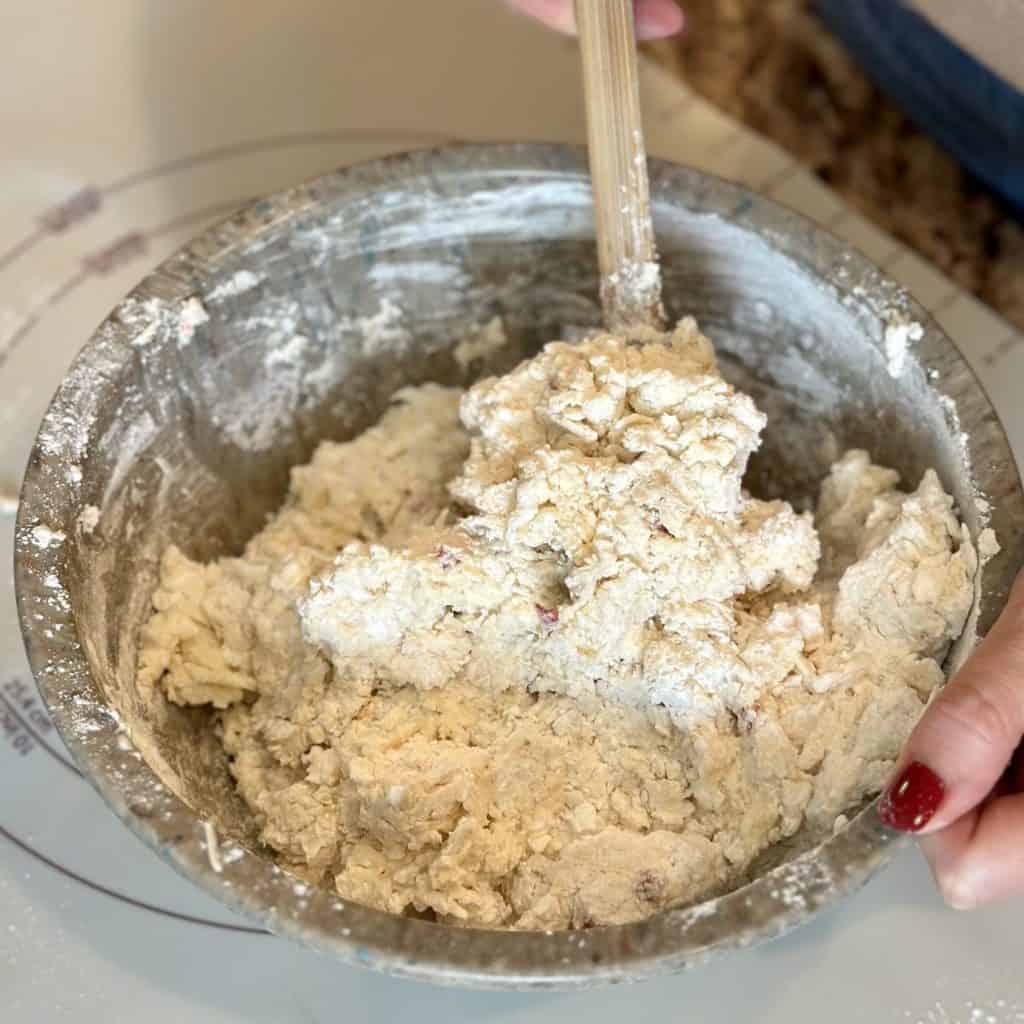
[2,3,1023,1021]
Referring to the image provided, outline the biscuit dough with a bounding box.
[139,319,979,929]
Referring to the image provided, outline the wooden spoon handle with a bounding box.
[575,0,664,331]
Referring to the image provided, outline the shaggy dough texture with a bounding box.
[139,319,978,929]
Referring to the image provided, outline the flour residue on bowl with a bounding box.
[177,297,210,346]
[209,270,262,301]
[453,316,508,369]
[78,505,100,534]
[935,392,998,545]
[342,297,410,357]
[884,310,924,379]
[30,524,65,549]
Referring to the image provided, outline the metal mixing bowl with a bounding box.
[14,143,1024,989]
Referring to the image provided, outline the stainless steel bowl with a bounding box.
[14,143,1024,989]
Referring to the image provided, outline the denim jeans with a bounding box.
[815,0,1024,216]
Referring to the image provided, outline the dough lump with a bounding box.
[139,319,979,929]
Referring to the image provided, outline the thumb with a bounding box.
[878,571,1024,834]
[505,0,576,35]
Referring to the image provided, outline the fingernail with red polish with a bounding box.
[878,761,946,832]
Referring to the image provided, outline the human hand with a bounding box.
[879,571,1024,908]
[505,0,684,40]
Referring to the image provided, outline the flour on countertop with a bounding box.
[139,318,979,930]
[903,997,1024,1023]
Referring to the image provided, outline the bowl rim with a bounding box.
[14,140,1024,989]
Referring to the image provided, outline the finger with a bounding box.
[506,0,684,40]
[919,792,1024,909]
[634,0,685,39]
[506,0,576,35]
[878,571,1024,834]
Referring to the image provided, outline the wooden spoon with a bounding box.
[575,0,665,331]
